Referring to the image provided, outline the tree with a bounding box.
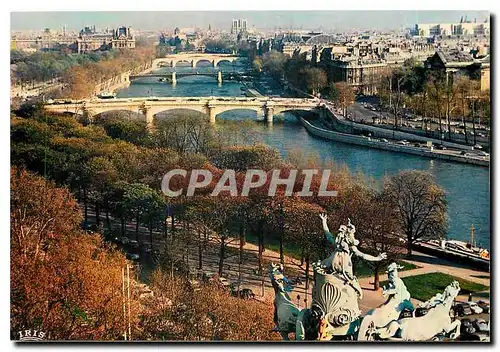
[122,183,161,242]
[191,195,242,276]
[210,144,283,171]
[443,75,461,141]
[455,76,473,144]
[11,167,138,340]
[333,82,355,117]
[355,191,405,290]
[153,112,215,155]
[301,67,327,96]
[252,57,263,73]
[261,51,287,79]
[140,270,279,341]
[425,73,446,139]
[383,170,448,255]
[95,112,149,145]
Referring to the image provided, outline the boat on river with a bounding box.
[417,225,489,270]
[97,91,116,99]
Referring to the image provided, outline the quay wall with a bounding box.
[93,61,155,97]
[300,117,489,167]
[325,108,474,151]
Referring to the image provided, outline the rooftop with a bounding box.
[436,50,474,64]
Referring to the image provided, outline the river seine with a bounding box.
[116,63,490,249]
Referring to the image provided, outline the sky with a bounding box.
[10,11,490,32]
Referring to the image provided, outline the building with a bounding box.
[231,18,248,36]
[326,57,394,95]
[425,50,490,90]
[414,18,490,37]
[11,26,135,54]
[111,26,135,50]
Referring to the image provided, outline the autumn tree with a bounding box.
[331,82,355,117]
[140,270,280,341]
[383,170,448,255]
[11,167,138,340]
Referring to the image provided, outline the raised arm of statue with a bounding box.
[351,246,387,262]
[319,213,335,244]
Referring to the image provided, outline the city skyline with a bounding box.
[11,10,490,32]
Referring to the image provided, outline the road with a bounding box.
[320,103,490,164]
[11,80,64,99]
[346,101,489,148]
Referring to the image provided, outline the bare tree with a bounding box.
[383,170,448,255]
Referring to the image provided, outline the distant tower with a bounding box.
[209,24,211,32]
[231,19,238,34]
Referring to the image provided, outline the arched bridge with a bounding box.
[129,71,242,84]
[153,54,240,68]
[44,97,324,127]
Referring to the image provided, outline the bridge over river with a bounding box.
[153,53,241,68]
[44,96,323,126]
[129,71,244,84]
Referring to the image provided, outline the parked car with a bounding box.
[476,300,490,313]
[454,302,473,317]
[472,319,489,333]
[468,302,483,314]
[477,151,489,157]
[435,144,446,150]
[230,286,256,299]
[460,150,471,156]
[460,318,476,334]
[380,138,389,143]
[473,144,483,150]
[396,140,410,146]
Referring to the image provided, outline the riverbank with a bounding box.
[93,61,156,97]
[299,116,489,167]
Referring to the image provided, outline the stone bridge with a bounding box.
[44,97,324,127]
[129,71,238,84]
[153,54,240,68]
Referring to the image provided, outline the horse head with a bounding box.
[442,281,461,307]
